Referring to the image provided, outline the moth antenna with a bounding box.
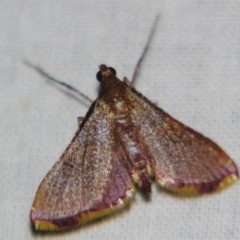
[131,14,160,85]
[23,60,93,104]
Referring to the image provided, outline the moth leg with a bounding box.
[77,117,84,127]
[123,77,134,87]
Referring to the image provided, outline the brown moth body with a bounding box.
[30,64,238,231]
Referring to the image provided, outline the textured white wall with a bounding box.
[1,1,240,239]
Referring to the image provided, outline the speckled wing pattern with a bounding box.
[31,101,135,231]
[125,85,238,195]
[31,65,238,231]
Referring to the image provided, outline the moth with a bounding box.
[30,17,238,231]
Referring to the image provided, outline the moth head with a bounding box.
[96,64,117,82]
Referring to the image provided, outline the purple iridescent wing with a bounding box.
[30,101,134,231]
[126,85,238,195]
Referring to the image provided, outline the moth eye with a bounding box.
[109,67,117,76]
[96,67,117,82]
[96,71,102,82]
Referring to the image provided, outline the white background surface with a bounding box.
[1,1,240,239]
